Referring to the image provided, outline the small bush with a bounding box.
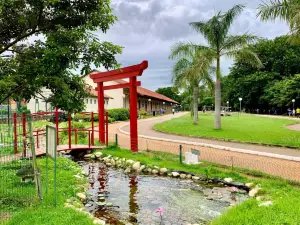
[72,122,87,139]
[73,114,90,122]
[108,117,116,123]
[107,108,129,121]
[138,110,148,116]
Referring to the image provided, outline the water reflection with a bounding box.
[128,175,139,223]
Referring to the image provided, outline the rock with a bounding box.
[85,203,93,207]
[180,174,187,179]
[258,201,272,207]
[95,152,103,158]
[224,178,233,183]
[167,173,172,177]
[249,188,262,197]
[147,168,152,173]
[132,162,141,170]
[225,181,250,192]
[91,154,97,159]
[106,202,113,207]
[110,159,115,165]
[246,183,256,189]
[172,172,180,177]
[152,169,159,174]
[212,178,223,184]
[93,218,106,225]
[76,193,87,201]
[106,163,112,167]
[198,174,207,181]
[140,165,146,171]
[186,174,192,179]
[126,159,134,165]
[159,168,168,174]
[192,176,200,180]
[84,154,92,158]
[124,167,131,173]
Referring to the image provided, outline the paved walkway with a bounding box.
[120,112,300,158]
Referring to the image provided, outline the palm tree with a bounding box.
[170,48,214,124]
[171,5,262,129]
[257,0,300,42]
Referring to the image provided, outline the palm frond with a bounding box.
[222,4,245,34]
[169,42,198,60]
[172,58,191,88]
[220,34,260,54]
[257,0,292,21]
[226,48,263,69]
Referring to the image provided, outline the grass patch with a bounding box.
[100,147,300,225]
[154,113,300,148]
[1,157,94,225]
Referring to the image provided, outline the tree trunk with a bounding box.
[193,86,199,125]
[214,56,221,129]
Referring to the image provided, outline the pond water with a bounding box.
[77,160,247,225]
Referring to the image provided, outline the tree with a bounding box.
[0,0,122,113]
[257,0,300,42]
[171,5,262,129]
[222,35,300,113]
[155,87,181,103]
[169,48,214,124]
[0,0,116,54]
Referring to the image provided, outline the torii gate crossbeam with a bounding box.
[90,61,148,152]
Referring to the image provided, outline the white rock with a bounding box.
[76,193,87,201]
[172,172,180,177]
[106,163,112,167]
[95,152,103,158]
[224,178,233,183]
[180,174,187,179]
[132,162,141,170]
[245,183,256,188]
[159,168,168,174]
[93,218,106,225]
[147,168,152,173]
[152,169,159,174]
[124,167,131,173]
[249,188,262,197]
[192,176,200,180]
[84,154,92,158]
[110,159,115,165]
[140,165,146,171]
[186,174,192,179]
[258,201,272,207]
[126,159,134,164]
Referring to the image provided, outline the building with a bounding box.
[26,73,178,114]
[83,73,178,114]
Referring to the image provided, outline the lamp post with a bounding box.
[238,98,242,119]
[148,99,151,113]
[227,101,229,112]
[292,99,295,111]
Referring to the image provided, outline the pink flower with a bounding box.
[231,187,239,193]
[155,207,164,214]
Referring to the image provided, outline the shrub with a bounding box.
[72,122,87,139]
[108,117,116,123]
[107,108,129,121]
[138,110,148,116]
[73,113,90,122]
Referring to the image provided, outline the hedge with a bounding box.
[107,108,129,121]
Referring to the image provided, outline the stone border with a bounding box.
[118,123,300,163]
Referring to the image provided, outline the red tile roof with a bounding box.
[115,80,178,104]
[89,89,112,99]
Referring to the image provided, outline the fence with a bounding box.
[0,113,42,224]
[107,132,300,182]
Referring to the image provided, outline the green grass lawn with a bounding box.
[154,113,300,148]
[102,147,300,225]
[1,157,94,225]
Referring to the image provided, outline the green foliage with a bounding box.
[155,87,181,103]
[72,122,87,139]
[73,114,90,122]
[0,0,123,113]
[107,117,116,123]
[222,36,300,112]
[138,110,148,116]
[200,97,214,107]
[107,108,130,121]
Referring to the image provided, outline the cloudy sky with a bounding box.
[97,0,290,91]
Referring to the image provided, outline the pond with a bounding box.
[76,159,248,225]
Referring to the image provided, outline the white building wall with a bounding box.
[83,96,109,112]
[26,88,52,113]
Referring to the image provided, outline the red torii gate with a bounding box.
[90,61,148,152]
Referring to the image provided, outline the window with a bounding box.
[85,99,88,104]
[90,99,92,104]
[94,100,97,104]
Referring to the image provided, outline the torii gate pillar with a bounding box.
[90,61,148,152]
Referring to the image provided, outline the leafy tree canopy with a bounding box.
[222,35,300,112]
[0,0,122,113]
[155,87,181,103]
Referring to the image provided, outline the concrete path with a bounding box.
[120,112,300,158]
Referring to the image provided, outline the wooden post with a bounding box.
[105,111,108,146]
[13,113,17,154]
[68,114,71,149]
[74,129,78,144]
[91,112,94,146]
[55,108,59,145]
[22,113,26,156]
[88,131,91,148]
[97,82,105,143]
[130,77,138,152]
[36,130,39,149]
